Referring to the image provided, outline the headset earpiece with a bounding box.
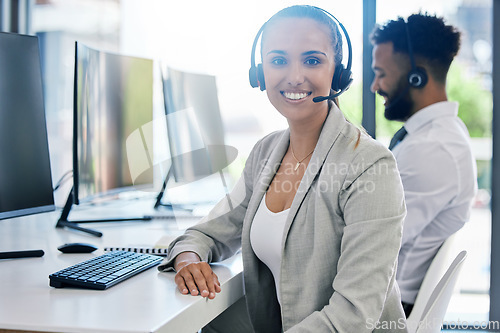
[249,66,259,88]
[332,64,353,92]
[407,66,428,88]
[248,64,266,91]
[257,64,265,91]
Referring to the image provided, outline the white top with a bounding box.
[393,101,477,304]
[250,193,289,304]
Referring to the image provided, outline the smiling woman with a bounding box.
[158,5,409,333]
[254,9,342,214]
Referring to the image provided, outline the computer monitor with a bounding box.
[154,67,237,209]
[0,32,55,220]
[73,42,154,204]
[56,42,154,237]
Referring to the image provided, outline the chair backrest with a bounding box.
[412,250,467,333]
[407,231,459,329]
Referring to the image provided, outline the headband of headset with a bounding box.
[249,6,353,98]
[404,20,428,88]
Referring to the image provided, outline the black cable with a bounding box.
[53,170,73,192]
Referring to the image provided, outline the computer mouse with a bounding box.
[57,242,98,254]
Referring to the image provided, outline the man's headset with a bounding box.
[385,20,428,111]
[248,6,353,103]
[404,20,428,88]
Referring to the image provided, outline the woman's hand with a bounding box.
[174,252,221,299]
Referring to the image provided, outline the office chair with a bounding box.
[406,232,459,329]
[411,250,467,333]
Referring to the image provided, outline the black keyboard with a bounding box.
[49,251,163,290]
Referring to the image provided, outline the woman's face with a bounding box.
[261,17,336,122]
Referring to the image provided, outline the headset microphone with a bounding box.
[312,89,344,103]
[312,96,331,103]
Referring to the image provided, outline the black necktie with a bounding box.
[388,126,407,150]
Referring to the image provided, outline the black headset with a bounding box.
[248,6,353,102]
[404,20,428,88]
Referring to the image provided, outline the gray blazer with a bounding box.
[160,104,408,332]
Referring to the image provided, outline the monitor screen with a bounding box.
[162,67,233,183]
[0,32,55,219]
[74,43,154,204]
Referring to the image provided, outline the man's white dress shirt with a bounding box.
[392,101,477,304]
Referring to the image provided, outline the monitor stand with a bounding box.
[55,187,151,237]
[153,166,195,213]
[154,165,234,215]
[154,166,173,210]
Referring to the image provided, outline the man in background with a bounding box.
[370,13,477,317]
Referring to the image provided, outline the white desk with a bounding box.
[0,198,244,333]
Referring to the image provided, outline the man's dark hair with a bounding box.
[370,13,461,83]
